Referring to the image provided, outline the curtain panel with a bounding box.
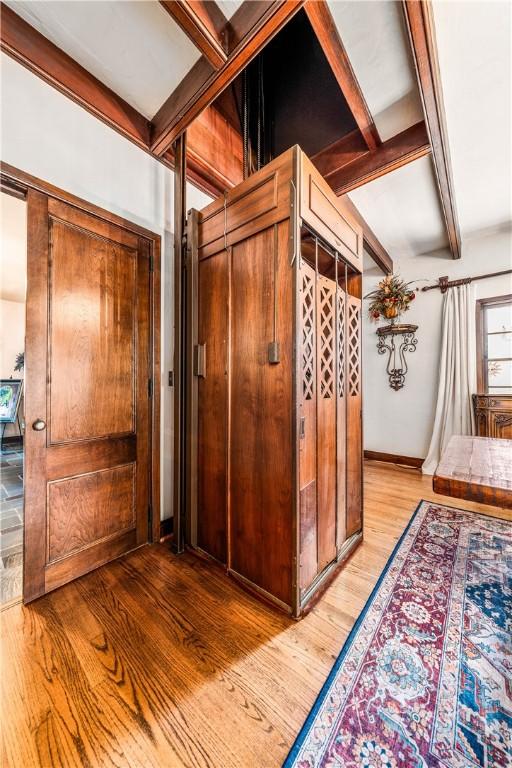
[423,284,476,475]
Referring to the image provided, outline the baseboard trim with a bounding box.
[364,450,423,469]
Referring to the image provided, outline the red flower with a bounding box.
[409,292,416,301]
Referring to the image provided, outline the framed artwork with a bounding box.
[0,379,23,423]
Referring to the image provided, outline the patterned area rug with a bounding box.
[284,501,512,768]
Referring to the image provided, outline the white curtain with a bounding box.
[422,283,477,475]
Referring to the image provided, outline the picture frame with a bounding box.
[0,379,23,423]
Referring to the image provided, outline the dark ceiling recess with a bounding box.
[214,9,358,169]
[265,9,358,157]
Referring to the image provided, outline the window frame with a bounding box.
[476,293,512,394]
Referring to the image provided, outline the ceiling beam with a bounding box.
[304,0,380,151]
[151,0,305,156]
[402,0,461,259]
[0,5,237,201]
[160,1,228,70]
[185,104,243,196]
[342,196,393,274]
[313,121,431,196]
[0,3,151,148]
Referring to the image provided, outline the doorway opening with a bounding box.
[0,191,27,606]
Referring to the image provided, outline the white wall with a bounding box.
[363,227,512,460]
[0,54,211,519]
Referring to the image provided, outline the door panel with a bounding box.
[299,262,317,591]
[47,463,135,563]
[49,218,136,443]
[336,287,347,550]
[24,191,152,602]
[197,252,229,563]
[346,294,362,538]
[229,223,293,605]
[316,275,337,572]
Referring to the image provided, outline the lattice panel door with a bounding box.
[299,262,318,592]
[300,264,316,401]
[318,281,336,400]
[347,298,361,396]
[346,294,362,539]
[337,290,346,399]
[336,288,346,551]
[316,276,337,571]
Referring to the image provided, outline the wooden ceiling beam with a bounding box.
[0,5,238,201]
[304,0,380,151]
[151,0,305,156]
[342,196,393,274]
[160,1,228,70]
[402,0,461,259]
[313,120,431,196]
[0,3,151,148]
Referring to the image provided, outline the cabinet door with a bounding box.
[197,252,228,563]
[336,288,347,550]
[346,295,362,538]
[299,262,317,591]
[492,412,512,439]
[316,275,337,571]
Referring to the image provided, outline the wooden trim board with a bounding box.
[364,450,423,469]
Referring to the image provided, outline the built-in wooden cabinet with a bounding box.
[473,394,512,439]
[186,146,363,617]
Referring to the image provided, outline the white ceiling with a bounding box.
[328,0,423,141]
[1,193,27,304]
[432,0,512,238]
[345,0,511,262]
[3,0,510,265]
[349,155,448,260]
[216,0,243,21]
[5,0,200,119]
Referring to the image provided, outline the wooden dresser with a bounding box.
[473,394,512,439]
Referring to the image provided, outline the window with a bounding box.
[476,295,512,394]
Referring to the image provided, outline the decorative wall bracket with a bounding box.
[376,323,418,391]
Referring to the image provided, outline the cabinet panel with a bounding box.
[299,262,317,591]
[197,252,228,563]
[336,288,347,550]
[473,394,512,439]
[316,276,337,571]
[229,222,293,605]
[193,146,363,616]
[346,295,362,538]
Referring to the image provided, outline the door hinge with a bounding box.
[148,377,153,397]
[149,253,154,272]
[168,370,174,387]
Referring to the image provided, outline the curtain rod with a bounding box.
[421,269,512,293]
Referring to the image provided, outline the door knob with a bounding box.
[32,419,46,431]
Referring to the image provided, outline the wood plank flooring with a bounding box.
[2,461,511,768]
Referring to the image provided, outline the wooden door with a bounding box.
[299,261,317,592]
[336,287,347,550]
[229,223,293,607]
[346,294,362,538]
[24,190,152,601]
[316,275,337,572]
[197,251,229,563]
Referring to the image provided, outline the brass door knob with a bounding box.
[32,419,46,431]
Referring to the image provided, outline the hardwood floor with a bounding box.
[2,460,511,768]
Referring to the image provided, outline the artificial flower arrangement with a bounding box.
[364,274,416,322]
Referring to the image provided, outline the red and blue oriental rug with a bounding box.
[284,501,512,768]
